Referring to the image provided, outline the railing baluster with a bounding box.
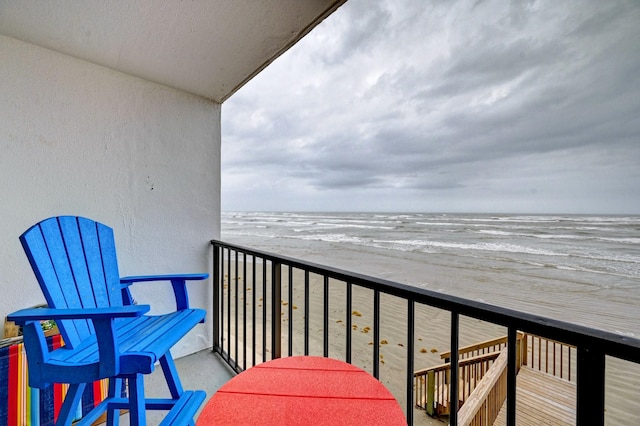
[346,282,353,364]
[560,342,564,379]
[288,265,293,357]
[304,270,309,356]
[436,371,441,415]
[226,248,231,360]
[373,289,380,379]
[242,253,247,370]
[449,311,459,426]
[545,338,549,373]
[537,336,541,371]
[406,299,414,425]
[272,261,281,359]
[220,247,225,360]
[234,251,239,363]
[251,257,256,367]
[323,275,329,358]
[262,259,267,363]
[507,327,517,426]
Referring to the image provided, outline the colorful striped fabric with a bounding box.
[0,334,110,426]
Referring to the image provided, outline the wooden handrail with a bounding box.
[414,334,526,416]
[414,351,503,416]
[440,332,523,360]
[457,349,509,426]
[414,351,501,377]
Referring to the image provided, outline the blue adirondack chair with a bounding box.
[7,216,208,426]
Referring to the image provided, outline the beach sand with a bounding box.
[220,260,640,425]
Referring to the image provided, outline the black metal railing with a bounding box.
[211,239,640,425]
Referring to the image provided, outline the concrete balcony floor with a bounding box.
[118,349,235,425]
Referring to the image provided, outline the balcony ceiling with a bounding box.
[0,0,345,102]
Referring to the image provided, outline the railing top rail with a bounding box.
[211,239,640,363]
[414,351,502,376]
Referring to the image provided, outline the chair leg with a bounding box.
[107,377,122,426]
[128,374,146,426]
[160,352,184,399]
[56,383,86,426]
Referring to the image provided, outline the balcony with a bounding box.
[207,239,640,425]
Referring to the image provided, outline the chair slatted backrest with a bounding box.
[20,216,123,348]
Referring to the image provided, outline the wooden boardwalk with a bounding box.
[493,366,576,425]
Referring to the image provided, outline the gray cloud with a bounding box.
[222,0,640,214]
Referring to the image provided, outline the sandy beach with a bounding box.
[218,258,640,425]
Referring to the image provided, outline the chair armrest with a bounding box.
[12,306,150,380]
[120,273,208,285]
[7,305,150,324]
[120,274,208,311]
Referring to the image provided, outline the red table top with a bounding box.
[197,356,406,425]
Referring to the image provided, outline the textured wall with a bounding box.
[0,35,220,356]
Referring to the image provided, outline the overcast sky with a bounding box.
[221,0,640,214]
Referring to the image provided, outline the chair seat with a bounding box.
[49,308,206,376]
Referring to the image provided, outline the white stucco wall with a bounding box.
[0,35,220,357]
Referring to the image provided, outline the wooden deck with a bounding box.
[493,366,576,425]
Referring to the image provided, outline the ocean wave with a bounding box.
[426,241,565,256]
[476,229,591,240]
[295,233,365,245]
[314,222,396,230]
[369,238,564,257]
[600,237,640,244]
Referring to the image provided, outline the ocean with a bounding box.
[221,211,640,337]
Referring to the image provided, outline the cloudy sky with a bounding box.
[221,0,640,214]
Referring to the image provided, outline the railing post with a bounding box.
[242,253,247,370]
[577,346,605,425]
[272,261,282,359]
[373,290,380,379]
[515,333,522,372]
[251,259,257,367]
[287,266,293,357]
[304,270,310,355]
[449,311,459,426]
[406,299,415,425]
[227,249,231,359]
[507,327,517,426]
[426,370,436,417]
[346,282,353,364]
[262,261,267,362]
[212,244,220,352]
[323,275,329,358]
